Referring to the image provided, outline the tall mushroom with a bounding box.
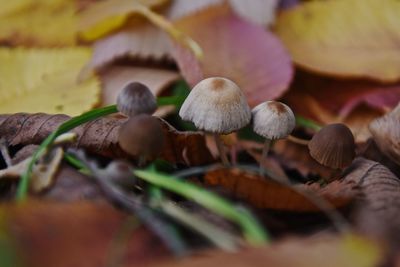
[251,101,295,175]
[179,77,251,165]
[116,82,157,117]
[308,123,355,171]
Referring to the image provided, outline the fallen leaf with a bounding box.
[78,0,168,41]
[284,71,400,119]
[204,168,355,212]
[0,113,213,166]
[342,105,380,143]
[84,22,173,73]
[343,158,400,248]
[152,234,380,267]
[273,139,333,178]
[0,0,78,46]
[369,105,400,165]
[173,5,293,107]
[2,200,170,267]
[276,0,400,81]
[0,48,100,116]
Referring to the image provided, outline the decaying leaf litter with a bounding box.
[1,0,400,266]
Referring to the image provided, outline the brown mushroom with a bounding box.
[118,114,164,166]
[308,123,355,170]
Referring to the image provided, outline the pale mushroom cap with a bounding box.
[251,101,295,140]
[117,82,157,117]
[179,77,251,134]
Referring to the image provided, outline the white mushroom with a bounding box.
[179,77,251,165]
[251,101,295,174]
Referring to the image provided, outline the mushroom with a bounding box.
[308,123,355,170]
[118,114,164,166]
[116,82,157,117]
[251,101,295,175]
[179,77,251,165]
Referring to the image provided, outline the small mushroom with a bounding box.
[251,101,295,175]
[179,77,251,165]
[308,123,355,170]
[116,82,157,117]
[118,114,164,166]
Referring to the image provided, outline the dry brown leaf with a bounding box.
[2,200,170,267]
[283,71,400,120]
[0,113,212,166]
[204,168,355,212]
[273,139,333,178]
[173,5,293,107]
[343,158,400,247]
[152,234,380,267]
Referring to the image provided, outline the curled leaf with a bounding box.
[0,113,212,166]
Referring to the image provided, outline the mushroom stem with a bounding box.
[287,135,309,146]
[214,134,230,166]
[259,139,271,176]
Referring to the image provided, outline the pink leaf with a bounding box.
[172,5,293,107]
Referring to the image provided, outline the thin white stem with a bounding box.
[214,134,230,166]
[259,139,271,176]
[287,135,309,146]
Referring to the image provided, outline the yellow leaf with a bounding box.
[276,0,400,82]
[78,0,169,41]
[0,0,78,46]
[0,48,100,116]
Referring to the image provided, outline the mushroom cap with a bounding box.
[308,123,355,169]
[251,101,295,140]
[179,77,251,134]
[117,82,157,117]
[118,114,164,159]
